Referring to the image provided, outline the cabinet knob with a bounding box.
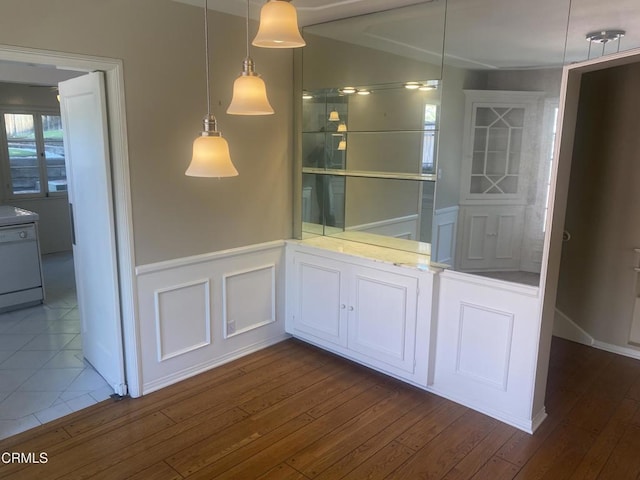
[340,304,346,309]
[348,306,354,311]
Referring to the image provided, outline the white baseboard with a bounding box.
[553,308,640,361]
[143,334,289,394]
[553,308,595,346]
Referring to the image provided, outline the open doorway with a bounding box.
[543,48,640,372]
[0,47,137,439]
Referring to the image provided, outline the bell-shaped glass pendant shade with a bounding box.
[187,135,238,177]
[186,117,238,177]
[337,138,347,151]
[227,60,274,115]
[252,0,306,48]
[328,110,340,122]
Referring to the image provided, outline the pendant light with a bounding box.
[186,0,238,178]
[252,0,306,48]
[227,0,274,115]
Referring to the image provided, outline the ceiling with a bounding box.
[2,0,638,86]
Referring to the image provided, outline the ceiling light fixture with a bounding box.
[253,0,306,49]
[328,110,340,121]
[404,82,421,90]
[227,0,274,115]
[340,87,357,94]
[302,91,313,99]
[337,122,347,132]
[586,29,626,58]
[356,89,371,95]
[186,0,238,178]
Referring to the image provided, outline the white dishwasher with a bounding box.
[0,206,44,312]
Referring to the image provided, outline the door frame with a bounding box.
[535,47,640,415]
[0,44,141,397]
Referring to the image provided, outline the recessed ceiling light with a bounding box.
[340,87,356,94]
[404,82,420,90]
[357,89,371,95]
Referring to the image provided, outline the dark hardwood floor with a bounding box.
[2,336,640,479]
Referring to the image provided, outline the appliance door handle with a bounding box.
[69,203,76,246]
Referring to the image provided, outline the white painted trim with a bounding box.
[592,340,640,362]
[441,269,539,298]
[142,334,289,394]
[552,308,594,346]
[154,278,212,362]
[0,44,139,397]
[222,264,277,339]
[345,214,419,240]
[136,240,286,275]
[426,385,538,434]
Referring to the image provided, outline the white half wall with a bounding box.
[136,241,288,394]
[432,206,458,266]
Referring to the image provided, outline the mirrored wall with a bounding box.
[296,0,640,286]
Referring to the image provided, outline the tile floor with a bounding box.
[0,251,112,440]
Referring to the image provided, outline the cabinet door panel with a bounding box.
[348,267,417,372]
[293,255,347,347]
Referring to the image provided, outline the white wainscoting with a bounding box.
[136,241,287,394]
[431,270,544,433]
[346,214,419,240]
[432,206,458,266]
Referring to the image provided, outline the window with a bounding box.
[2,110,66,197]
[422,104,438,174]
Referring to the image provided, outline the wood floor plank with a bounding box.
[179,383,393,479]
[340,440,415,480]
[62,407,250,480]
[442,422,518,480]
[513,423,595,479]
[285,386,425,478]
[569,397,639,480]
[0,411,176,480]
[312,397,441,480]
[4,338,640,480]
[256,463,310,480]
[469,457,519,480]
[127,462,184,480]
[390,410,499,480]
[596,424,640,478]
[394,398,468,450]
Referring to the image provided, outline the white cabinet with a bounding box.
[287,246,433,384]
[458,205,525,271]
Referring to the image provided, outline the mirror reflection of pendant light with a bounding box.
[328,110,340,121]
[186,0,238,178]
[337,122,347,132]
[253,0,306,49]
[337,135,346,151]
[227,0,274,115]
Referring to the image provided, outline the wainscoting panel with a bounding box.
[136,241,287,394]
[456,302,514,390]
[432,206,458,266]
[154,279,211,362]
[223,265,276,338]
[431,270,542,432]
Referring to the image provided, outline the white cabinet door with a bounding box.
[458,205,524,271]
[289,250,418,375]
[291,253,347,347]
[348,266,418,372]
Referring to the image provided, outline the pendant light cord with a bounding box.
[204,0,211,117]
[246,0,250,59]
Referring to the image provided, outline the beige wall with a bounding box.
[0,0,293,265]
[556,62,640,348]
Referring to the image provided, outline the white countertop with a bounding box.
[290,235,448,272]
[0,205,39,226]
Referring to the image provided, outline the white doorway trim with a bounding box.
[0,44,141,397]
[536,46,640,415]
